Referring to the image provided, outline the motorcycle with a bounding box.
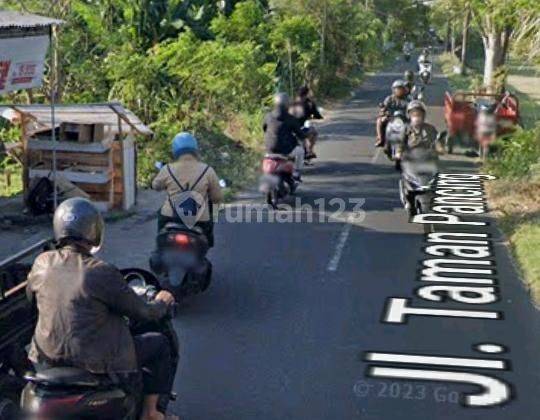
[20,268,179,420]
[418,61,432,85]
[399,147,439,216]
[383,108,408,169]
[410,85,425,101]
[149,223,213,301]
[259,153,298,209]
[302,120,318,164]
[0,240,52,420]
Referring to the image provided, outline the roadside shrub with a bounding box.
[486,125,540,179]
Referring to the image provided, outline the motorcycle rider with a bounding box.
[152,132,223,248]
[26,198,177,420]
[375,79,409,147]
[263,92,307,180]
[417,48,432,72]
[396,100,443,158]
[404,70,415,96]
[418,47,431,64]
[291,85,323,160]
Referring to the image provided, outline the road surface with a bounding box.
[5,58,540,419]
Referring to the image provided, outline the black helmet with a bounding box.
[53,198,104,251]
[404,70,414,82]
[274,92,290,109]
[297,85,310,97]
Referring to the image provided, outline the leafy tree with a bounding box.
[433,0,540,90]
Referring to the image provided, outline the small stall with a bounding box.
[0,103,152,211]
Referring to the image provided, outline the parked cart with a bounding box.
[443,90,520,155]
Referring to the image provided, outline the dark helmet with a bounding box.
[53,198,104,251]
[297,85,310,97]
[404,70,414,82]
[274,92,290,109]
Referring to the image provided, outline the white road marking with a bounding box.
[327,222,353,272]
[371,148,382,164]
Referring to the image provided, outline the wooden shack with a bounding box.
[0,103,152,211]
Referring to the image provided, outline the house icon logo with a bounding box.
[172,191,205,228]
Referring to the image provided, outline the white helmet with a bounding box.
[392,79,407,90]
[407,100,427,115]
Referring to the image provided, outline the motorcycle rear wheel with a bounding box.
[200,260,213,292]
[446,134,454,154]
[266,190,279,209]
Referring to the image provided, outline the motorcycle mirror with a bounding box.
[154,161,164,171]
[436,131,447,142]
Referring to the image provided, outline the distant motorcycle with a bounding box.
[259,153,298,208]
[21,268,179,420]
[410,85,425,101]
[399,147,439,216]
[418,61,432,84]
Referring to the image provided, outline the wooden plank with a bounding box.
[93,201,111,212]
[27,139,112,153]
[28,150,110,167]
[76,180,123,194]
[30,162,110,173]
[29,169,111,184]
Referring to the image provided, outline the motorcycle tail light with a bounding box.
[40,395,84,414]
[172,233,191,246]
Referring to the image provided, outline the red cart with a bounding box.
[443,90,520,154]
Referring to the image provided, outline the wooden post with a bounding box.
[20,113,29,198]
[50,24,59,209]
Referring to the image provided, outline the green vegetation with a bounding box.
[431,0,540,89]
[438,40,540,303]
[1,0,427,198]
[438,52,478,91]
[486,127,540,179]
[0,123,22,197]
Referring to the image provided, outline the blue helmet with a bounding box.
[172,132,198,159]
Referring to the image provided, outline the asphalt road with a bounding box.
[80,59,540,418]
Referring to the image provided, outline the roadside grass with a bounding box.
[486,179,540,303]
[0,163,22,198]
[439,52,540,305]
[438,53,482,91]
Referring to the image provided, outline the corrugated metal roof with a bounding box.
[0,11,63,29]
[0,103,153,137]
